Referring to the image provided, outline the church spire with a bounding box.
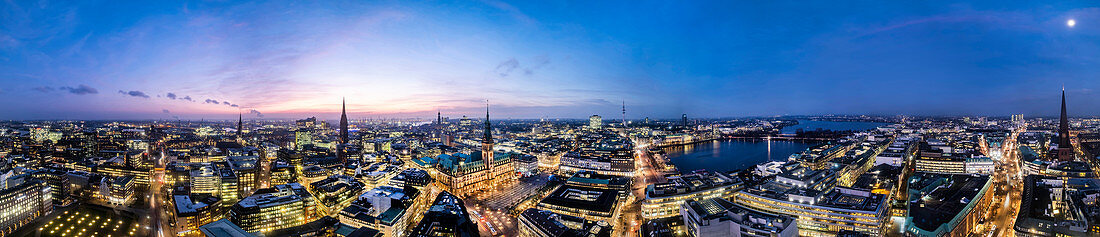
[483,103,492,143]
[1057,87,1074,161]
[237,112,243,138]
[339,97,349,144]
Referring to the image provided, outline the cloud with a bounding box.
[495,56,550,77]
[166,93,177,100]
[59,85,98,95]
[495,58,520,77]
[33,86,54,92]
[162,109,171,114]
[524,55,551,75]
[204,99,220,104]
[182,96,193,102]
[231,104,239,107]
[118,90,150,98]
[248,109,264,117]
[222,101,231,106]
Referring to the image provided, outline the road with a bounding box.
[621,142,666,236]
[151,145,172,237]
[987,128,1024,236]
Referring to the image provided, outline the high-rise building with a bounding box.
[589,115,602,129]
[1057,88,1075,161]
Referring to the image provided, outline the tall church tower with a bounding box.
[1057,88,1074,161]
[236,112,244,145]
[482,104,495,179]
[339,98,349,144]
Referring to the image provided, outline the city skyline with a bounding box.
[3,1,1100,120]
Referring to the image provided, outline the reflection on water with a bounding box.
[663,139,813,173]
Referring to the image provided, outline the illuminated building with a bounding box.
[199,219,252,237]
[430,106,515,197]
[271,161,297,186]
[388,168,433,188]
[338,185,418,237]
[409,191,479,237]
[229,183,321,234]
[297,117,318,129]
[566,171,631,191]
[560,132,635,176]
[642,171,742,220]
[31,167,73,205]
[94,164,152,191]
[296,130,314,150]
[559,149,634,177]
[104,175,135,206]
[309,175,365,215]
[0,176,52,236]
[589,115,602,129]
[914,142,993,175]
[732,165,889,236]
[681,198,797,237]
[171,193,223,236]
[518,208,611,237]
[904,173,992,236]
[514,153,539,178]
[792,138,862,170]
[227,156,260,197]
[359,162,401,190]
[873,137,916,167]
[537,183,622,222]
[1014,176,1100,236]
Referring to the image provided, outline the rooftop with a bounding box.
[906,173,991,231]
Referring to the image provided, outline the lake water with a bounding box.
[780,120,892,134]
[664,139,813,173]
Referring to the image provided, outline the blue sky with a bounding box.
[2,0,1099,120]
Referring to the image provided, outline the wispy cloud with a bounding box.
[33,86,54,92]
[495,58,520,77]
[204,99,220,104]
[162,109,171,114]
[59,85,98,95]
[165,92,177,100]
[118,90,150,98]
[248,109,264,117]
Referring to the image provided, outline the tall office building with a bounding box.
[1056,88,1075,161]
[589,115,602,129]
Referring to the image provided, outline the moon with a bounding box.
[1068,19,1076,27]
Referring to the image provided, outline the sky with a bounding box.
[2,0,1100,120]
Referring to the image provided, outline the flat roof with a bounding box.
[540,185,620,213]
[907,173,990,231]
